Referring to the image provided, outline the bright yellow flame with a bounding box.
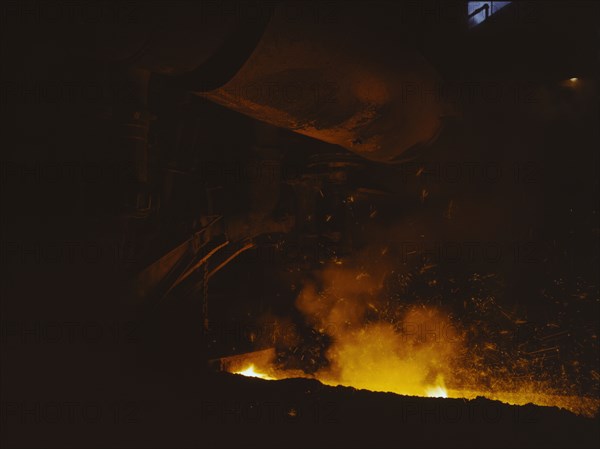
[234,364,274,380]
[426,375,448,398]
[426,386,448,398]
[227,354,599,416]
[224,266,599,417]
[309,318,459,399]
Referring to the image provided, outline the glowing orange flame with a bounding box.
[426,376,448,398]
[426,386,448,398]
[233,364,274,380]
[224,264,599,418]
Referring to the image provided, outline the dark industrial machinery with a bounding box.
[3,1,599,448]
[65,0,595,366]
[85,1,457,329]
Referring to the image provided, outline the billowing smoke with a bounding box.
[295,262,463,397]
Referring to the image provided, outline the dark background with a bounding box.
[1,1,599,447]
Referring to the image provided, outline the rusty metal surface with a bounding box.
[201,2,452,163]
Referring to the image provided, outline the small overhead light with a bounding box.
[569,77,578,82]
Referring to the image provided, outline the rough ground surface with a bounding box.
[3,364,598,448]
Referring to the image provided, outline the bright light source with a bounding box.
[569,78,578,82]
